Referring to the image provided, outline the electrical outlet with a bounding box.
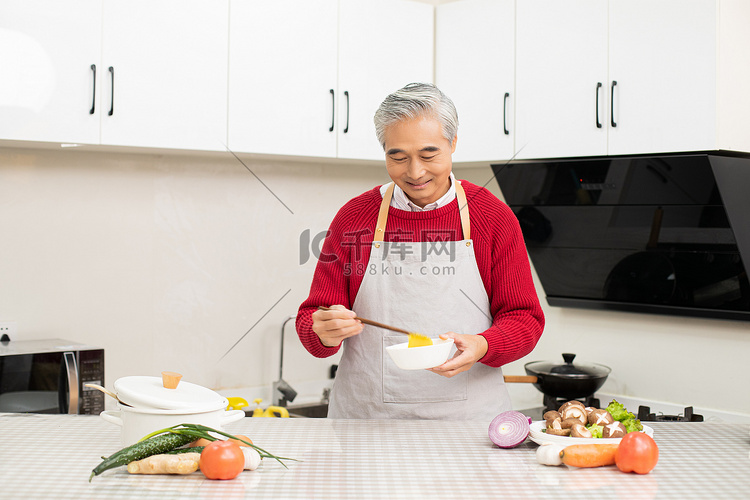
[0,321,18,341]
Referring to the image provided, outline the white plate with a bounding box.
[527,420,654,446]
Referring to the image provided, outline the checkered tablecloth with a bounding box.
[0,413,748,499]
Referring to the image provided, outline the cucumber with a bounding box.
[90,432,194,481]
[166,446,204,454]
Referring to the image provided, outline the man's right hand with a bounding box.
[312,304,364,347]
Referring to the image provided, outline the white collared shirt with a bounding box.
[380,173,458,212]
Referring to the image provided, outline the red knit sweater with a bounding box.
[296,180,545,368]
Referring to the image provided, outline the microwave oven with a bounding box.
[0,338,105,414]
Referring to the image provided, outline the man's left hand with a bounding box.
[428,332,488,378]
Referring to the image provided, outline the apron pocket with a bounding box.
[382,334,468,403]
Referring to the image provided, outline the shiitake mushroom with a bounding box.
[545,418,571,436]
[558,400,585,414]
[560,405,587,425]
[543,411,562,430]
[569,423,593,438]
[547,400,634,440]
[587,409,614,426]
[543,410,561,421]
[602,421,626,438]
[561,418,582,429]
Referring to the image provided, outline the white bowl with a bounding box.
[386,338,454,370]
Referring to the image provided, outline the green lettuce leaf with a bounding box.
[586,424,603,438]
[622,418,644,433]
[606,399,635,422]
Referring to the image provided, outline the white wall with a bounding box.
[1,147,748,417]
[0,147,388,396]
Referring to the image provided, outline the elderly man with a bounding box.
[296,83,544,420]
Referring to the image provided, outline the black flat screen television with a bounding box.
[492,152,750,321]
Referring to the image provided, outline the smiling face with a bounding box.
[383,115,457,208]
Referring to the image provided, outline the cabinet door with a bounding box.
[228,0,338,158]
[515,0,608,159]
[0,0,102,145]
[100,0,228,151]
[337,0,434,161]
[436,0,515,163]
[608,0,717,155]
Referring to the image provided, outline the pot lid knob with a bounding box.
[161,371,182,389]
[562,353,576,364]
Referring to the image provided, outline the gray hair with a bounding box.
[373,83,458,149]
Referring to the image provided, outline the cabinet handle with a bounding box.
[503,92,510,135]
[343,90,350,134]
[595,82,602,128]
[108,66,115,116]
[329,89,335,132]
[89,64,96,114]
[610,80,617,127]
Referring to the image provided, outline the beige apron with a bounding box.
[328,182,511,420]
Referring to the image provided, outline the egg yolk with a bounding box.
[407,334,433,348]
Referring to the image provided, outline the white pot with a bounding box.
[99,374,245,446]
[101,402,245,447]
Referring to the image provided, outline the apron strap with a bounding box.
[375,180,471,245]
[455,181,471,241]
[374,183,395,246]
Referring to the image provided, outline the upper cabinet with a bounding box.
[228,1,338,159]
[100,0,228,151]
[515,0,749,160]
[606,0,717,156]
[228,0,434,161]
[435,0,515,163]
[0,1,102,145]
[515,0,608,159]
[4,1,749,161]
[336,0,433,161]
[0,0,228,151]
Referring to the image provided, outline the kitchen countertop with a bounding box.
[1,413,748,499]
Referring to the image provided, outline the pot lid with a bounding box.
[114,375,226,411]
[525,353,611,379]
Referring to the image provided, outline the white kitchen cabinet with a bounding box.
[336,0,434,161]
[515,0,749,160]
[0,1,102,145]
[435,0,515,163]
[607,0,716,155]
[228,1,338,158]
[0,0,228,151]
[515,0,611,159]
[100,0,228,151]
[228,0,434,161]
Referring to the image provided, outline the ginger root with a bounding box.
[127,452,201,475]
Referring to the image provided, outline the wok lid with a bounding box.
[525,353,611,379]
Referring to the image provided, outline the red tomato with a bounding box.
[615,432,659,474]
[200,440,245,480]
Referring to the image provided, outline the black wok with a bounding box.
[504,353,611,400]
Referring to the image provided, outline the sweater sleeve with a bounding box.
[296,191,378,358]
[467,184,545,368]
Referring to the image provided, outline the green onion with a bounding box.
[138,423,297,468]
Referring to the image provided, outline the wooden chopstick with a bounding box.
[317,306,423,337]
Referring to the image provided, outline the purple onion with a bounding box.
[488,411,531,448]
